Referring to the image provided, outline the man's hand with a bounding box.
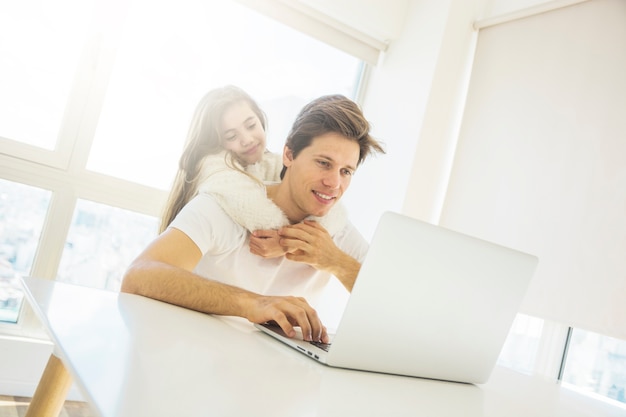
[278,221,361,291]
[249,229,287,258]
[244,294,329,343]
[278,221,340,270]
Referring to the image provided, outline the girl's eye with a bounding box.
[246,123,257,130]
[224,135,236,142]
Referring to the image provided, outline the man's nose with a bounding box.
[322,170,341,189]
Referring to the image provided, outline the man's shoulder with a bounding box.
[181,192,227,212]
[332,219,369,263]
[170,194,247,253]
[181,193,244,227]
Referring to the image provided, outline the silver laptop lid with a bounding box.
[326,211,538,383]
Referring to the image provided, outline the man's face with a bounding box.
[282,133,359,220]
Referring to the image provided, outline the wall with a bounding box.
[345,0,490,238]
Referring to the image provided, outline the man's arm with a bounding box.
[121,228,328,342]
[274,220,361,291]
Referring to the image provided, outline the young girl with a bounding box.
[160,85,346,255]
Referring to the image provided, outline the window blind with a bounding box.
[440,0,626,340]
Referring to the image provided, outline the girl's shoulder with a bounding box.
[198,151,230,181]
[246,151,283,182]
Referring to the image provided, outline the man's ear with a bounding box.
[283,146,294,167]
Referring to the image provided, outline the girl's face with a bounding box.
[220,100,266,166]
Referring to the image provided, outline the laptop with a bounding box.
[255,211,538,384]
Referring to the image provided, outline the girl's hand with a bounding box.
[249,229,288,258]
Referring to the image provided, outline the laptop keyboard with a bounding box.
[309,341,332,352]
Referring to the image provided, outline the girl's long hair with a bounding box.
[159,86,267,233]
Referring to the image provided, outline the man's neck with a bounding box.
[265,183,306,224]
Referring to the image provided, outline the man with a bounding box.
[121,95,384,344]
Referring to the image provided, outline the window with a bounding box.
[562,329,626,406]
[497,314,544,374]
[0,0,366,330]
[0,0,94,151]
[497,315,626,410]
[57,199,158,290]
[86,0,363,190]
[0,180,51,323]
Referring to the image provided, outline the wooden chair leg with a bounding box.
[25,353,73,417]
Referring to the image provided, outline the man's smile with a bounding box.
[313,190,336,203]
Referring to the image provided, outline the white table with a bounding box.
[20,276,625,417]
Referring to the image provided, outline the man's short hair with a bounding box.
[280,95,385,179]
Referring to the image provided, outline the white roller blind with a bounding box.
[440,0,626,340]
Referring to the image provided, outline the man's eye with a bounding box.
[317,160,330,168]
[342,169,353,176]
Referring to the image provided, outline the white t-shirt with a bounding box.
[169,193,369,326]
